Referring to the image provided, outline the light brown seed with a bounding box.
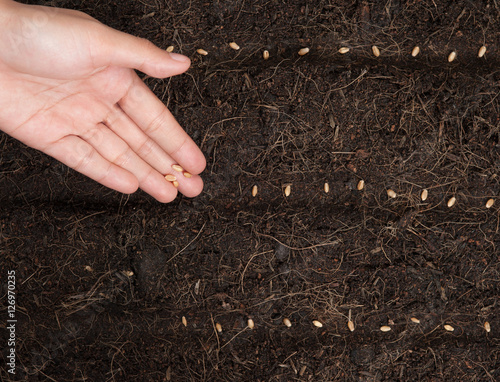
[444,324,454,332]
[312,320,323,328]
[348,321,355,332]
[447,196,456,208]
[196,48,208,56]
[299,365,307,377]
[484,321,491,333]
[448,51,457,62]
[324,182,330,193]
[172,164,184,172]
[182,316,187,327]
[252,185,258,197]
[387,189,397,199]
[216,322,222,332]
[411,317,420,324]
[263,50,270,60]
[166,45,174,53]
[372,45,380,57]
[411,46,420,57]
[172,181,179,188]
[84,265,93,272]
[165,174,177,182]
[339,47,350,54]
[357,180,365,191]
[229,42,240,50]
[183,172,192,178]
[123,270,134,277]
[478,45,487,58]
[486,198,495,208]
[247,318,255,329]
[421,189,428,201]
[284,185,291,197]
[298,47,310,56]
[283,318,292,327]
[380,325,392,332]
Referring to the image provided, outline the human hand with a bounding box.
[0,0,205,202]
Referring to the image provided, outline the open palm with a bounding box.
[0,1,205,202]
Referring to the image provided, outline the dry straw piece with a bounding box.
[252,185,258,197]
[410,317,421,324]
[283,318,292,327]
[380,325,392,332]
[411,46,420,57]
[444,324,455,332]
[182,316,187,327]
[229,42,240,50]
[216,323,222,333]
[284,185,291,197]
[447,196,456,208]
[348,321,355,332]
[196,48,208,56]
[421,189,428,201]
[478,45,487,58]
[448,51,457,62]
[387,189,397,199]
[263,50,270,60]
[172,164,184,172]
[486,198,495,208]
[357,180,365,191]
[484,321,491,333]
[372,45,380,57]
[166,45,174,53]
[324,182,330,193]
[339,47,350,54]
[312,320,323,328]
[298,47,310,56]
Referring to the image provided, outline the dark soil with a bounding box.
[1,0,499,381]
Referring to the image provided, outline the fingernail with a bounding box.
[169,53,190,63]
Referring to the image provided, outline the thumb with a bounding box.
[94,25,191,78]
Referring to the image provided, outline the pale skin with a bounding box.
[0,0,206,203]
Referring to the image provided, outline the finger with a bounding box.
[103,106,204,198]
[92,25,191,78]
[44,135,139,195]
[80,123,181,203]
[119,75,206,174]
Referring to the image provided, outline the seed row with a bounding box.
[185,43,489,60]
[181,316,492,334]
[250,183,496,208]
[164,164,192,187]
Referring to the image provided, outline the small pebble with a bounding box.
[411,46,420,57]
[372,45,380,57]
